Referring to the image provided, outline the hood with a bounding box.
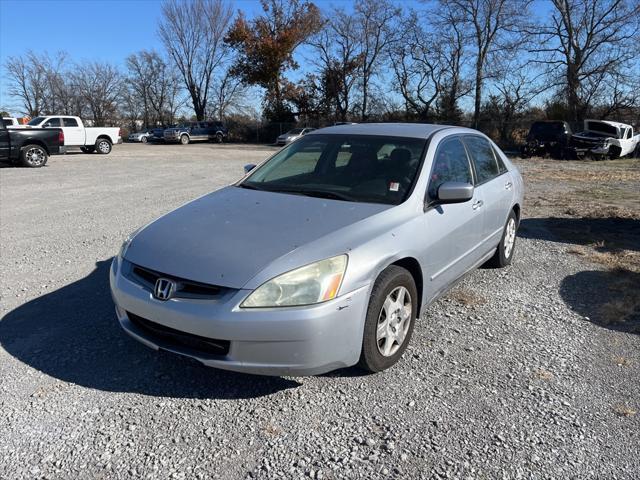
[124,186,390,288]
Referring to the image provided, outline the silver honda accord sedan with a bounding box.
[110,123,524,376]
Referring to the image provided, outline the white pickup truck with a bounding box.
[570,120,640,159]
[2,117,20,127]
[21,115,122,154]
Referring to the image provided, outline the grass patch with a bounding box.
[533,368,554,381]
[613,404,637,417]
[447,289,487,306]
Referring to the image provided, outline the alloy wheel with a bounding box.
[25,147,46,166]
[504,217,516,258]
[376,286,412,357]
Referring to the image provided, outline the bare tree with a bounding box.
[441,0,530,128]
[71,62,122,125]
[390,13,444,121]
[309,9,363,121]
[5,51,48,116]
[159,0,233,120]
[353,0,401,121]
[208,69,247,120]
[126,50,183,126]
[432,3,473,123]
[528,0,640,122]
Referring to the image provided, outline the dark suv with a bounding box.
[521,121,572,159]
[163,121,228,145]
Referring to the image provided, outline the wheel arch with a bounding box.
[96,134,113,143]
[389,257,423,318]
[20,140,49,155]
[512,203,521,225]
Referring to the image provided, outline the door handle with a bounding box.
[472,200,484,210]
[505,182,513,190]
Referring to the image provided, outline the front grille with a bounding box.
[124,261,224,299]
[127,312,230,357]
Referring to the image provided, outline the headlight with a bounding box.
[241,255,348,308]
[119,228,142,259]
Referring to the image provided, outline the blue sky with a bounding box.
[0,0,553,115]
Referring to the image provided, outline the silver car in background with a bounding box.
[110,123,524,376]
[275,127,315,146]
[127,130,152,143]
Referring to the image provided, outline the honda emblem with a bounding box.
[153,278,176,301]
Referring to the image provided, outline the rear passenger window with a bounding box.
[428,137,473,200]
[44,118,61,127]
[63,118,78,127]
[464,136,500,184]
[493,147,508,174]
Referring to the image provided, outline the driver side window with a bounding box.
[427,137,473,200]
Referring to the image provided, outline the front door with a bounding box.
[421,135,485,301]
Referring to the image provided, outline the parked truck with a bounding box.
[570,120,640,159]
[20,115,121,154]
[163,121,228,144]
[2,117,20,127]
[520,121,572,159]
[0,119,66,167]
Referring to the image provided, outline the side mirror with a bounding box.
[244,164,256,174]
[436,181,474,204]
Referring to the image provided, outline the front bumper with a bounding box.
[109,257,369,376]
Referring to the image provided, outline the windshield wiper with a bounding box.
[237,183,264,191]
[273,187,355,202]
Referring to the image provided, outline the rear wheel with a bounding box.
[359,266,417,373]
[486,210,518,268]
[95,138,112,154]
[215,132,224,143]
[180,134,189,145]
[20,144,48,167]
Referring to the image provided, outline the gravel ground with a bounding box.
[1,143,638,479]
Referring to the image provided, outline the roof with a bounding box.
[308,123,456,139]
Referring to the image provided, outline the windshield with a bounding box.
[287,128,304,135]
[241,134,427,205]
[27,116,46,126]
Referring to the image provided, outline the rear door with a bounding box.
[62,117,84,146]
[462,135,513,252]
[422,135,485,300]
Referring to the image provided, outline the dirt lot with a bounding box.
[1,144,639,479]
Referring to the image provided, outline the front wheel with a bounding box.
[215,132,224,143]
[486,210,518,268]
[359,266,418,373]
[141,136,148,144]
[95,138,112,154]
[180,134,189,145]
[20,144,48,167]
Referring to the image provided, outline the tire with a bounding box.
[485,210,518,268]
[180,134,189,145]
[215,132,224,143]
[141,136,148,144]
[20,144,48,168]
[80,146,95,153]
[95,138,112,154]
[358,265,418,373]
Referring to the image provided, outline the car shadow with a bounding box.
[0,260,300,399]
[519,217,640,252]
[559,269,640,334]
